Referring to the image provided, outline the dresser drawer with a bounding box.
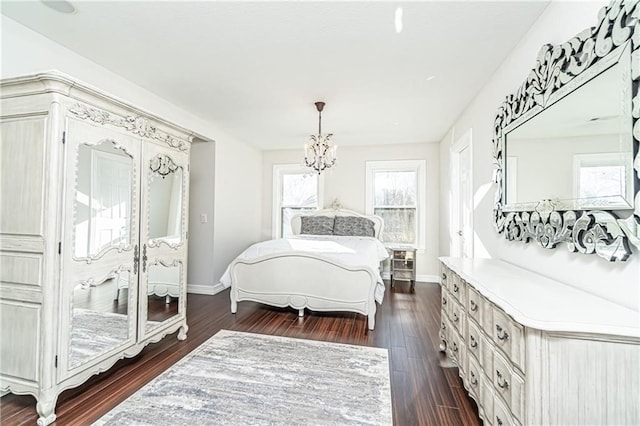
[467,285,482,323]
[440,265,451,291]
[493,395,519,426]
[467,318,482,362]
[481,376,495,423]
[393,270,414,280]
[451,302,466,338]
[448,332,465,367]
[480,334,494,378]
[466,352,482,400]
[441,291,452,317]
[393,259,414,271]
[493,351,524,422]
[440,316,450,345]
[492,307,524,370]
[482,297,494,332]
[451,273,466,304]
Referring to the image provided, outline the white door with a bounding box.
[138,142,189,339]
[60,117,141,379]
[90,150,132,255]
[451,130,473,258]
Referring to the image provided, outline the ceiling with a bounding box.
[1,1,549,150]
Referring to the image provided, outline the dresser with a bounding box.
[0,72,193,425]
[439,257,640,426]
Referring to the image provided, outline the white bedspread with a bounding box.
[220,235,389,303]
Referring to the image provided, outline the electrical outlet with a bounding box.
[200,213,208,223]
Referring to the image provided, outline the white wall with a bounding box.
[507,134,623,204]
[2,15,263,294]
[187,140,215,292]
[262,143,440,280]
[439,1,640,311]
[213,139,262,287]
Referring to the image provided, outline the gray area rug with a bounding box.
[95,330,392,425]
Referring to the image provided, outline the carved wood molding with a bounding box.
[493,0,640,261]
[69,103,188,152]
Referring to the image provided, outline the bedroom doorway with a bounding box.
[451,129,473,258]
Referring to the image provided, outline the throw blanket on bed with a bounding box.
[220,235,389,303]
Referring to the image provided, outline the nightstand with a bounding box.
[389,247,416,291]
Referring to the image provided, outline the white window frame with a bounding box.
[572,152,633,204]
[365,160,426,250]
[272,164,324,239]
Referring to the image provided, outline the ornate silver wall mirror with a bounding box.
[493,1,640,261]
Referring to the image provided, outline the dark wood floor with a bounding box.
[0,281,480,425]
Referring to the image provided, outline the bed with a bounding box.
[220,209,388,330]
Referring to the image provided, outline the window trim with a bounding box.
[365,160,426,250]
[572,152,633,202]
[272,164,324,239]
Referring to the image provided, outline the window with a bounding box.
[366,160,426,248]
[573,153,632,203]
[273,165,323,238]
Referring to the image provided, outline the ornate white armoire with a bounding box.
[0,72,193,425]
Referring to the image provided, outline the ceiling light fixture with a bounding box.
[304,101,337,175]
[395,7,403,33]
[41,0,76,14]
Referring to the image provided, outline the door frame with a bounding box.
[450,129,473,258]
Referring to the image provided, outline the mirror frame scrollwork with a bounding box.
[493,1,640,261]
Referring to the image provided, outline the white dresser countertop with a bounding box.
[439,257,640,339]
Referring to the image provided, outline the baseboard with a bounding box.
[187,283,226,295]
[416,274,439,283]
[382,273,439,283]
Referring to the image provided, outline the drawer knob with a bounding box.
[496,324,510,341]
[452,313,459,322]
[470,299,478,312]
[470,335,478,348]
[496,416,503,426]
[496,370,510,389]
[442,297,447,305]
[470,371,478,386]
[452,342,458,353]
[442,273,446,280]
[453,283,459,293]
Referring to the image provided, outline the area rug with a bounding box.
[95,330,392,425]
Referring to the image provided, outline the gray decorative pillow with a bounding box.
[300,216,334,235]
[333,216,376,237]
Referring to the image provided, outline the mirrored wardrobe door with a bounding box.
[138,143,189,338]
[59,118,141,379]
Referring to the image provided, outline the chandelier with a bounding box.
[304,101,337,174]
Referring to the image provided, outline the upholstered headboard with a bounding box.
[291,209,384,240]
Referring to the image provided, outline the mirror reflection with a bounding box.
[145,262,181,333]
[504,54,634,210]
[74,141,133,259]
[148,154,183,245]
[69,270,130,369]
